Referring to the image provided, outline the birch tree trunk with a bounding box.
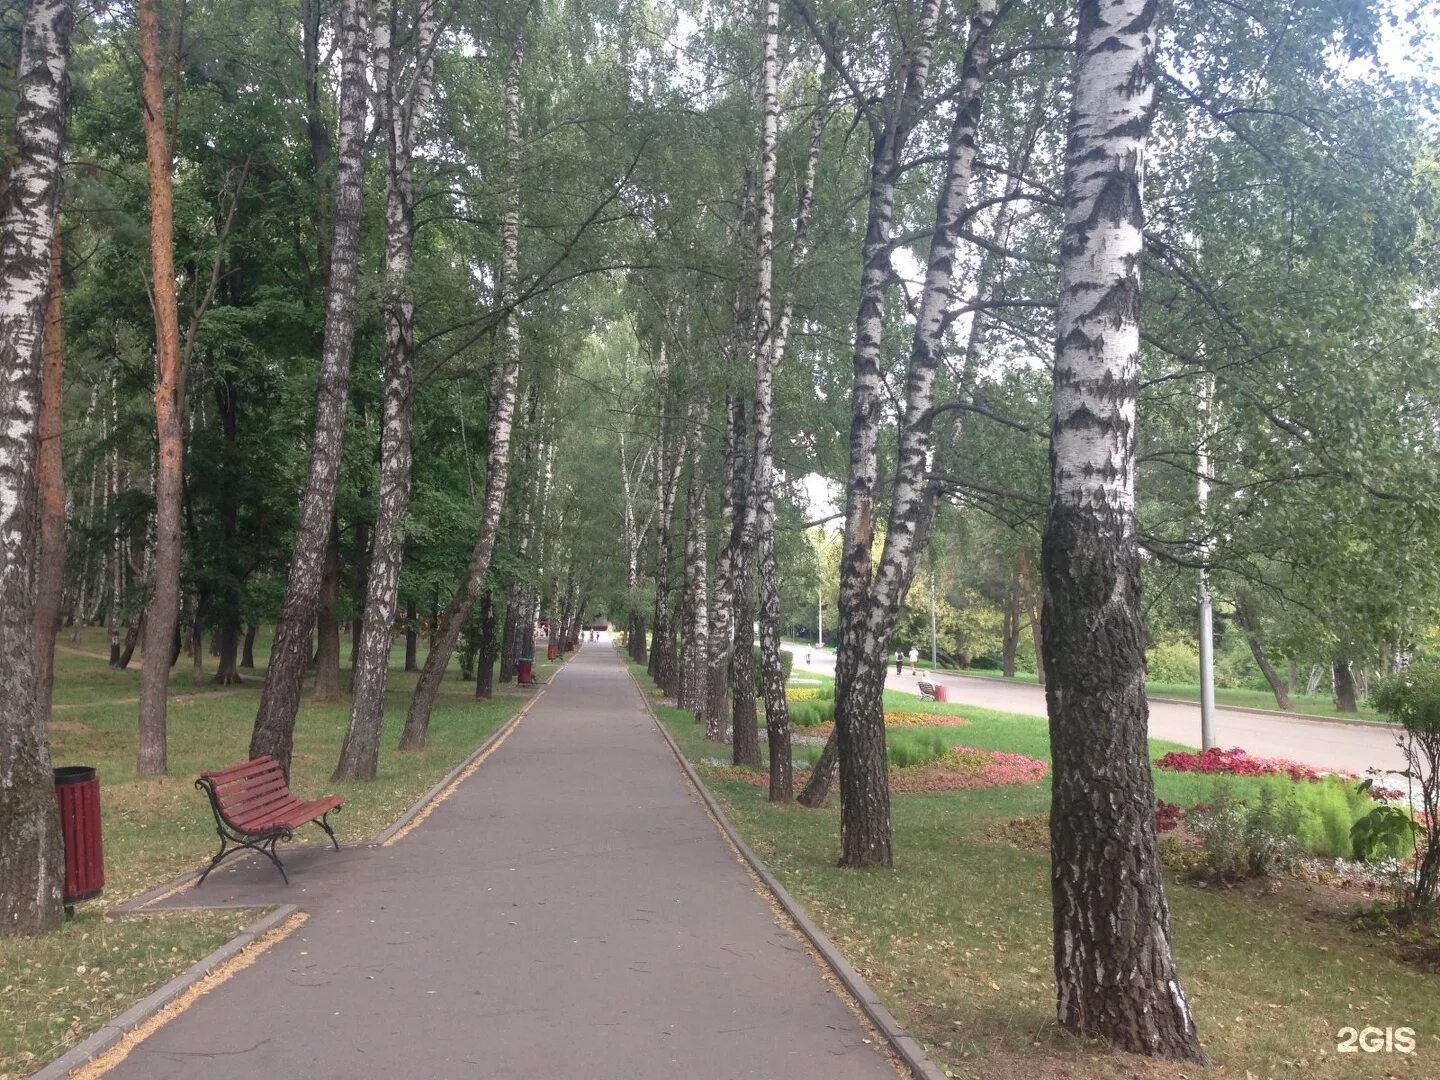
[336,0,438,780]
[676,405,709,713]
[34,225,64,721]
[313,518,343,699]
[1041,0,1204,1059]
[815,0,998,867]
[399,33,524,750]
[251,0,370,776]
[136,0,182,778]
[0,0,72,936]
[648,413,682,692]
[704,397,745,740]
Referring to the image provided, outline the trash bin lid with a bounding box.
[518,656,535,662]
[54,766,97,785]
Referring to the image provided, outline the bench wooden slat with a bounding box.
[217,778,292,815]
[201,757,283,784]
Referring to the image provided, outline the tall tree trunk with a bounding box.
[0,0,72,936]
[404,598,418,670]
[816,0,998,864]
[499,597,519,682]
[649,409,682,691]
[251,0,369,776]
[136,0,182,778]
[1232,598,1292,711]
[241,620,257,669]
[334,0,434,778]
[1042,0,1204,1059]
[1019,547,1044,687]
[33,224,64,720]
[1001,566,1020,678]
[399,33,524,750]
[313,518,343,700]
[475,592,497,699]
[1333,655,1358,713]
[705,398,745,740]
[214,621,241,684]
[677,416,709,715]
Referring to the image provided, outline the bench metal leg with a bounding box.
[313,810,340,851]
[196,829,291,886]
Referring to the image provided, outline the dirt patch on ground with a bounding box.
[47,718,89,733]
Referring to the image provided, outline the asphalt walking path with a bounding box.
[110,645,895,1080]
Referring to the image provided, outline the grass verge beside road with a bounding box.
[2,633,563,1077]
[633,654,1437,1078]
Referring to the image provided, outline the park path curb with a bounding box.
[59,663,569,1076]
[30,904,301,1080]
[625,663,948,1080]
[110,662,566,915]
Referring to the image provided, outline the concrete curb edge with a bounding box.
[31,903,301,1080]
[626,663,948,1080]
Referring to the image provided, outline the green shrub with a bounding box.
[1187,784,1302,881]
[1147,640,1200,684]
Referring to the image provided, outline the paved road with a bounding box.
[116,645,895,1080]
[783,644,1406,776]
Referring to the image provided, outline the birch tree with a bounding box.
[0,0,73,936]
[794,0,1000,866]
[1041,0,1204,1059]
[336,0,441,782]
[400,31,526,750]
[250,0,371,775]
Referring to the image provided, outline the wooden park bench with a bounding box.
[917,680,938,701]
[195,756,342,885]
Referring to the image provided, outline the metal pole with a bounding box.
[1197,374,1216,749]
[817,589,823,652]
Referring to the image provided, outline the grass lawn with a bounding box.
[631,654,1437,1078]
[2,629,563,1077]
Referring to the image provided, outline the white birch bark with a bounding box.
[401,32,525,748]
[337,0,439,780]
[1041,0,1204,1060]
[251,0,371,775]
[0,0,72,936]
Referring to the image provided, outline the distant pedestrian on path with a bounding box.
[895,649,903,675]
[909,647,919,675]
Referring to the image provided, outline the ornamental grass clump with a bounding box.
[1187,785,1303,882]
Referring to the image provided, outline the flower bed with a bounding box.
[704,745,1047,795]
[786,688,824,703]
[884,710,972,729]
[1156,747,1405,802]
[1156,747,1327,783]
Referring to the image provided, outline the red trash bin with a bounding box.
[933,684,948,702]
[54,766,103,907]
[517,657,535,684]
[547,643,558,661]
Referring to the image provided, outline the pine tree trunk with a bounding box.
[1042,0,1204,1059]
[399,33,524,750]
[136,0,182,778]
[313,519,343,700]
[33,225,64,721]
[251,0,369,776]
[0,0,72,936]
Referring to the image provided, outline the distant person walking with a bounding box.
[895,649,903,676]
[909,647,919,675]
